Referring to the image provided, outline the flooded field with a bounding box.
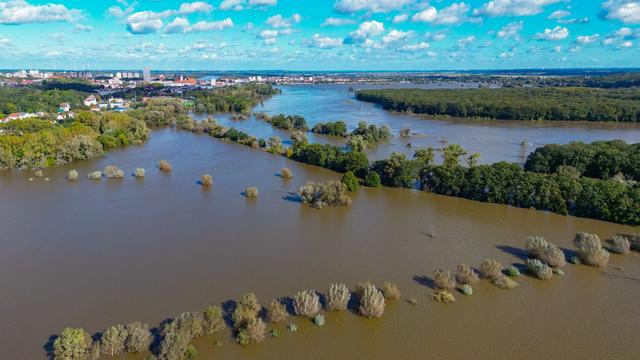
[199,84,640,163]
[0,127,638,359]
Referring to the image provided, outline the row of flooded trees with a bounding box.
[51,281,401,360]
[52,230,639,359]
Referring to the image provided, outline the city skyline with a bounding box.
[0,0,638,70]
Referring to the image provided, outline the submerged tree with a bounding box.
[293,290,321,318]
[52,328,92,360]
[101,324,127,356]
[325,283,351,311]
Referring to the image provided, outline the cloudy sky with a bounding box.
[0,0,638,70]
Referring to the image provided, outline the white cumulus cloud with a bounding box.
[601,0,640,24]
[333,0,414,14]
[474,0,562,17]
[0,0,81,24]
[536,26,569,40]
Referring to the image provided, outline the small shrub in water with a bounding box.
[287,323,298,332]
[553,269,565,276]
[270,329,281,338]
[399,127,410,137]
[491,275,518,289]
[103,165,124,179]
[480,259,503,279]
[407,297,418,305]
[624,234,640,252]
[244,318,266,344]
[266,299,288,323]
[573,232,609,268]
[505,266,520,277]
[539,244,566,267]
[66,169,79,181]
[325,283,351,311]
[202,306,224,335]
[434,269,456,290]
[88,171,102,180]
[200,174,213,187]
[569,256,581,265]
[607,236,631,254]
[357,282,385,318]
[124,321,152,353]
[134,168,145,178]
[158,160,172,172]
[313,314,325,327]
[431,290,455,304]
[460,284,473,296]
[363,171,381,188]
[236,329,250,347]
[298,181,352,208]
[382,282,401,300]
[455,264,479,284]
[341,171,360,192]
[280,167,293,179]
[244,186,259,199]
[101,324,127,356]
[232,293,261,329]
[293,290,321,318]
[53,328,92,360]
[526,258,553,280]
[34,169,44,177]
[526,235,548,258]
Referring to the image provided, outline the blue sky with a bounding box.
[0,0,638,70]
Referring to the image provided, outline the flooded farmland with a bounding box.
[1,86,639,359]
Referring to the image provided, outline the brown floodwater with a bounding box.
[0,128,638,359]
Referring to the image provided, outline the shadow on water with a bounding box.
[412,275,436,289]
[496,244,529,261]
[282,193,302,204]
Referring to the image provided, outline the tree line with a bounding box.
[525,140,640,182]
[356,87,640,122]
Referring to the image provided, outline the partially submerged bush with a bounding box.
[65,169,79,181]
[341,171,360,192]
[266,299,288,323]
[526,235,548,258]
[232,293,261,329]
[479,259,503,279]
[492,275,518,289]
[158,160,172,172]
[34,169,44,177]
[505,266,520,277]
[134,168,145,178]
[101,324,127,356]
[200,174,213,187]
[455,264,479,284]
[460,284,473,296]
[357,282,385,318]
[244,318,266,344]
[624,234,640,251]
[527,235,566,267]
[526,258,554,280]
[298,181,352,208]
[103,165,124,179]
[244,186,259,199]
[382,282,401,300]
[293,290,321,318]
[313,314,326,326]
[607,235,631,254]
[573,232,609,268]
[53,328,92,360]
[326,283,351,311]
[202,306,224,335]
[431,290,455,304]
[539,244,566,267]
[124,321,152,353]
[88,171,102,180]
[399,127,410,137]
[434,269,456,290]
[280,167,293,179]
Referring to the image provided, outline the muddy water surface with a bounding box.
[0,128,639,359]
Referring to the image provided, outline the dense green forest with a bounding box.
[187,84,280,114]
[525,140,640,181]
[285,139,639,225]
[312,121,348,137]
[0,87,87,115]
[356,87,640,122]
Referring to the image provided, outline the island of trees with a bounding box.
[355,87,640,122]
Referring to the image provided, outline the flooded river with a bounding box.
[0,126,638,359]
[199,84,640,163]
